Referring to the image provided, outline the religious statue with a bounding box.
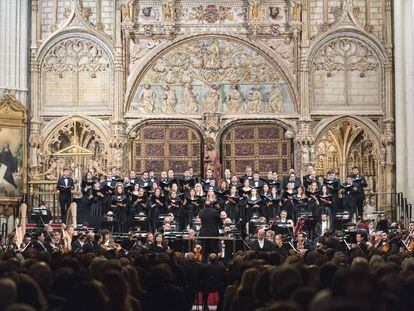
[226,84,243,114]
[121,2,132,22]
[139,84,156,113]
[162,85,177,114]
[246,86,263,113]
[204,141,222,178]
[181,82,198,114]
[202,84,220,113]
[268,83,283,113]
[291,2,301,22]
[162,0,175,23]
[249,1,261,22]
[203,41,221,70]
[301,144,310,165]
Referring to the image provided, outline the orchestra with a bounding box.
[6,165,413,261]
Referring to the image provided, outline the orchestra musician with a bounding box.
[250,228,274,252]
[148,233,169,253]
[56,168,74,222]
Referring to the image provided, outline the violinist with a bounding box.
[294,232,315,251]
[111,184,128,232]
[148,233,169,254]
[355,232,368,255]
[376,231,389,253]
[403,221,414,252]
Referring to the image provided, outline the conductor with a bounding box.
[199,200,222,260]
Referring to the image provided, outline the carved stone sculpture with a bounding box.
[139,84,156,113]
[201,84,220,113]
[162,85,177,114]
[268,83,283,113]
[246,86,263,113]
[181,82,198,114]
[204,141,222,178]
[226,84,243,114]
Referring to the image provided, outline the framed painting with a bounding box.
[0,91,27,200]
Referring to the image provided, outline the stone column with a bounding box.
[394,0,414,203]
[0,0,29,103]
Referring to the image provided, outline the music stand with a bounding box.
[30,208,52,227]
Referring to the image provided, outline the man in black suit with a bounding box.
[352,166,368,218]
[283,170,302,188]
[57,168,74,222]
[199,202,221,260]
[250,228,274,252]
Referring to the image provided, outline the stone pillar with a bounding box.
[394,0,414,203]
[0,0,29,103]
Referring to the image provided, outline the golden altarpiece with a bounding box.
[20,0,394,210]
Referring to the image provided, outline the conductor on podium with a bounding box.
[199,199,222,260]
[57,168,74,222]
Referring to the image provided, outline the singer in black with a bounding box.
[56,168,74,222]
[351,166,368,218]
[199,200,222,260]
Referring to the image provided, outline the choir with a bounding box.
[59,165,368,240]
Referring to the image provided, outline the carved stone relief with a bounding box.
[129,38,295,115]
[312,38,381,108]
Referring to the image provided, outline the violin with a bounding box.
[379,241,390,254]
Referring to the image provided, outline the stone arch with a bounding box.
[219,119,295,177]
[129,119,204,176]
[125,34,299,115]
[37,33,114,115]
[307,30,388,112]
[314,116,381,193]
[39,115,111,179]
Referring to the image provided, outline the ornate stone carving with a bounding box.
[42,39,110,78]
[130,38,294,115]
[268,83,284,113]
[181,82,198,114]
[313,38,380,77]
[161,85,177,114]
[249,1,262,22]
[267,37,294,65]
[162,0,175,23]
[201,84,220,113]
[204,137,222,178]
[203,113,221,134]
[130,38,162,64]
[135,84,156,113]
[246,87,264,113]
[225,84,244,114]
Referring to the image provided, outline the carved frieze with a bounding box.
[129,38,295,115]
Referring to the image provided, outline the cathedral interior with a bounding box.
[0,0,412,229]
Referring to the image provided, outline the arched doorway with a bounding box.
[315,120,379,192]
[131,121,203,176]
[221,122,293,176]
